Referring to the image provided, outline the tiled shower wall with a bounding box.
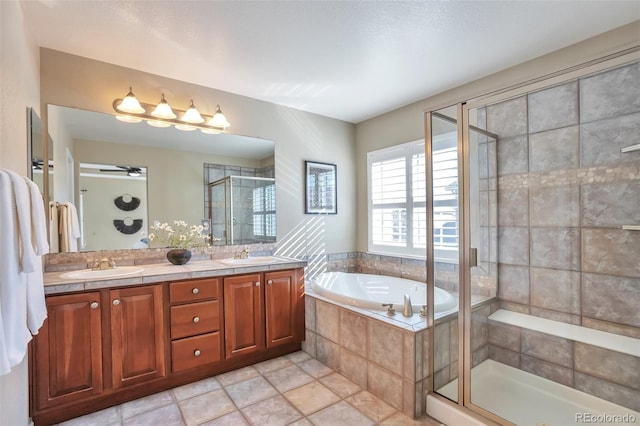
[483,62,640,408]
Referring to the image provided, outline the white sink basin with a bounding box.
[59,266,144,280]
[219,256,279,266]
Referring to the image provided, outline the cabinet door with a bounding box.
[265,269,304,348]
[224,274,264,358]
[110,285,166,389]
[34,292,103,409]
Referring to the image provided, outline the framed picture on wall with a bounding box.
[305,160,337,214]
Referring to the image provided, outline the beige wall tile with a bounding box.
[368,320,404,375]
[366,364,404,411]
[338,348,368,388]
[583,273,640,328]
[521,330,573,368]
[521,355,573,387]
[530,267,580,315]
[582,228,640,277]
[488,345,520,368]
[530,227,580,271]
[528,81,579,133]
[315,300,340,343]
[575,372,640,412]
[340,309,368,354]
[574,343,640,391]
[530,185,580,227]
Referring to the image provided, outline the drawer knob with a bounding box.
[194,349,201,357]
[192,288,199,295]
[267,279,273,285]
[112,299,120,306]
[255,282,260,287]
[90,301,99,309]
[193,316,200,323]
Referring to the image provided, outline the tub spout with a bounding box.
[403,294,413,317]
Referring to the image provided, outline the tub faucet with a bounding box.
[381,303,396,316]
[403,294,413,317]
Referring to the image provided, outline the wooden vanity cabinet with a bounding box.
[33,292,103,409]
[224,269,304,359]
[32,268,304,426]
[110,285,166,389]
[265,269,304,348]
[224,273,265,358]
[169,278,223,372]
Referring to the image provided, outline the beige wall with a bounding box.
[0,1,40,425]
[40,49,357,258]
[354,21,640,252]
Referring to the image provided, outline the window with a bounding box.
[368,134,459,260]
[368,140,426,257]
[253,184,276,238]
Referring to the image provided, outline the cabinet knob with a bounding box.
[192,316,200,323]
[192,288,199,294]
[255,282,260,287]
[90,301,99,309]
[267,279,273,285]
[112,299,120,306]
[194,349,201,357]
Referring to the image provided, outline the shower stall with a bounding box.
[208,176,276,245]
[426,54,640,425]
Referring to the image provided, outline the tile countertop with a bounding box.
[43,257,308,295]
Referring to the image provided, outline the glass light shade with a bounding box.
[115,115,142,124]
[147,119,171,128]
[209,105,230,128]
[200,127,221,134]
[151,94,176,119]
[181,100,205,124]
[116,87,145,114]
[127,171,141,177]
[175,123,197,131]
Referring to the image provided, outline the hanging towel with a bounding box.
[5,170,37,273]
[59,202,80,252]
[0,170,32,375]
[25,179,49,255]
[24,178,49,334]
[49,201,59,253]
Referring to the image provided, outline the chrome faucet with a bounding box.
[89,257,119,270]
[403,294,413,317]
[234,249,249,259]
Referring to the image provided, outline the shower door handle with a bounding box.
[470,248,478,268]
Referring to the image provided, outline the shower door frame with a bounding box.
[426,48,640,425]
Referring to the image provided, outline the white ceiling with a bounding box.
[22,1,640,123]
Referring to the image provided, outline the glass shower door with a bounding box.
[428,106,462,403]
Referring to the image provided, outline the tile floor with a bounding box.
[57,351,443,426]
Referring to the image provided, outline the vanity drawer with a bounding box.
[171,332,221,373]
[170,278,220,304]
[171,300,220,339]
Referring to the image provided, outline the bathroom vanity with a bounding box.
[30,258,305,426]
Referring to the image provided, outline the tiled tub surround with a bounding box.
[488,309,640,412]
[304,290,431,419]
[304,284,496,419]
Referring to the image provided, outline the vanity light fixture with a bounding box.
[181,100,205,124]
[113,87,231,132]
[151,94,177,119]
[209,105,231,129]
[116,87,145,114]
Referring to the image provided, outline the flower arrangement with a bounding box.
[148,220,208,249]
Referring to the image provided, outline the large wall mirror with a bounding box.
[46,104,275,253]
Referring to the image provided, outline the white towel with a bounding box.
[24,178,49,334]
[5,170,37,273]
[49,201,59,253]
[25,178,49,255]
[59,202,80,252]
[0,170,32,375]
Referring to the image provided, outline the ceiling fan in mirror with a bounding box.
[32,159,53,170]
[98,165,144,177]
